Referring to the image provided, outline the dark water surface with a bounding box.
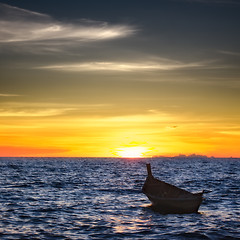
[0,157,239,239]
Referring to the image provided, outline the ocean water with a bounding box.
[0,157,239,240]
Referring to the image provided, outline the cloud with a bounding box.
[36,60,209,72]
[0,4,136,44]
[219,131,240,136]
[0,102,111,117]
[0,146,70,156]
[0,93,22,97]
[0,108,75,117]
[218,50,240,57]
[0,100,75,117]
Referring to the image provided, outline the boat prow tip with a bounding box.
[146,163,153,177]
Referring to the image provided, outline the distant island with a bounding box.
[151,154,234,160]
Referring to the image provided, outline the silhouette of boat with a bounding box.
[142,163,203,214]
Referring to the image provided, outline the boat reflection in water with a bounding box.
[142,163,204,214]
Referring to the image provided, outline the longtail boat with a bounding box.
[142,163,203,214]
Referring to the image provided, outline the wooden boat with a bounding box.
[142,163,203,214]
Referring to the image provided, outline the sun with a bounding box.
[115,146,148,158]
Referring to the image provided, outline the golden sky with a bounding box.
[0,1,240,157]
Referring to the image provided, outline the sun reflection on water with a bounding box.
[110,214,152,234]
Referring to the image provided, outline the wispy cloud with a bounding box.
[0,4,136,45]
[0,108,75,117]
[0,102,111,117]
[37,60,210,72]
[218,50,240,56]
[218,131,240,136]
[0,93,22,97]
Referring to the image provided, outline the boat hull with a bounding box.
[145,193,203,214]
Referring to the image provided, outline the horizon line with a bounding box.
[0,155,239,159]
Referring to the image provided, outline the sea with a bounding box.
[0,157,239,240]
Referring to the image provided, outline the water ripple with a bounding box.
[0,157,239,239]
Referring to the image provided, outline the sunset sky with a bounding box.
[0,0,240,157]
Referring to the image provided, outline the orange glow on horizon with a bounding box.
[0,111,240,158]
